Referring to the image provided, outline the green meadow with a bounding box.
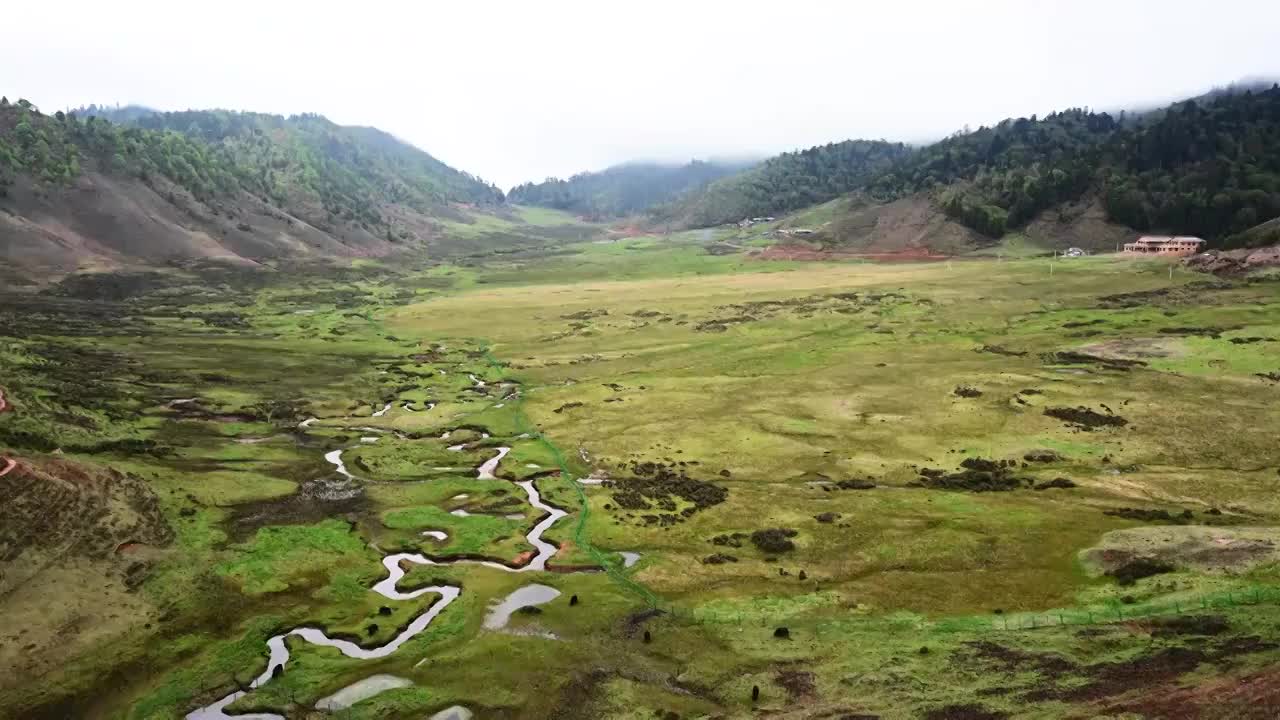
[3,230,1280,719]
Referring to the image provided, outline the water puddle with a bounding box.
[372,402,393,417]
[482,584,561,630]
[324,450,356,480]
[315,674,411,710]
[188,401,575,719]
[620,551,641,568]
[184,584,458,719]
[428,706,474,720]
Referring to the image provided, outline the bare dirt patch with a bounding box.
[1101,665,1280,719]
[1023,636,1277,703]
[1041,350,1146,371]
[1081,526,1280,576]
[921,704,1008,720]
[1096,281,1234,309]
[757,244,952,262]
[774,668,817,700]
[1023,198,1132,253]
[822,194,987,256]
[0,456,173,594]
[964,632,1276,710]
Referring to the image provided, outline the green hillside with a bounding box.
[507,159,752,220]
[50,104,502,225]
[652,139,911,227]
[597,86,1280,250]
[0,99,525,277]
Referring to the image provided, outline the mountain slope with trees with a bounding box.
[625,85,1280,251]
[863,86,1280,243]
[506,159,752,220]
[649,140,912,227]
[0,100,508,277]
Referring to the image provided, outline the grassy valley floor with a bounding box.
[3,233,1280,719]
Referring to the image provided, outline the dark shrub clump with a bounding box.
[751,528,798,553]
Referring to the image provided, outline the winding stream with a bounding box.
[190,433,571,718]
[476,447,511,480]
[323,450,355,480]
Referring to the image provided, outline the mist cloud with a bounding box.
[4,0,1279,189]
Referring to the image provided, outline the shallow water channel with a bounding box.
[188,435,570,718]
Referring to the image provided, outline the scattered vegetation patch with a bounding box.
[750,528,798,553]
[917,458,1031,492]
[1033,477,1077,490]
[1095,282,1233,309]
[1041,351,1145,371]
[922,704,1008,720]
[1022,450,1062,463]
[977,344,1026,357]
[217,519,368,595]
[1147,615,1230,638]
[1107,557,1176,586]
[1102,507,1193,523]
[701,553,738,565]
[710,532,748,548]
[1043,406,1128,430]
[607,462,727,525]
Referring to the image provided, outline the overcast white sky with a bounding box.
[5,0,1279,190]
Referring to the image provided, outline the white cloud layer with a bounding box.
[4,0,1279,189]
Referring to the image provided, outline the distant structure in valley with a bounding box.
[1122,236,1206,256]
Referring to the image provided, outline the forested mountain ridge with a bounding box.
[863,86,1280,242]
[557,85,1280,249]
[0,99,515,278]
[506,159,752,220]
[647,140,913,228]
[5,102,504,224]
